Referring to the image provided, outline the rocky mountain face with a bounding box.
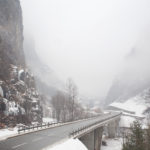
[105,77,150,106]
[105,47,150,127]
[0,0,25,80]
[105,35,150,106]
[109,88,150,116]
[23,36,64,94]
[0,0,42,127]
[23,36,64,117]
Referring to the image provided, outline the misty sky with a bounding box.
[20,0,150,98]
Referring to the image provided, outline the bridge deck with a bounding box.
[0,112,121,150]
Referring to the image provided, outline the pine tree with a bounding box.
[122,121,145,150]
[145,125,150,150]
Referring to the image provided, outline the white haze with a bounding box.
[119,31,150,85]
[20,0,150,98]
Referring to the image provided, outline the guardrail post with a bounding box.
[18,127,20,134]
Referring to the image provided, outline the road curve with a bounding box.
[0,112,121,150]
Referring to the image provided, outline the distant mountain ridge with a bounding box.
[105,45,150,106]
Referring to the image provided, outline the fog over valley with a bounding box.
[20,0,150,101]
[1,1,150,150]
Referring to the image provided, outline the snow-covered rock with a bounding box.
[42,118,56,123]
[18,69,25,80]
[0,85,4,97]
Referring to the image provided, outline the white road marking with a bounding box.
[32,137,43,142]
[12,142,27,149]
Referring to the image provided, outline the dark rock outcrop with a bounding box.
[0,0,25,81]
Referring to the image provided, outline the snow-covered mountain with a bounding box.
[109,88,150,117]
[104,32,150,127]
[108,88,150,128]
[105,32,150,106]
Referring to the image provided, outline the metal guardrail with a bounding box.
[18,112,122,136]
[18,122,60,134]
[17,114,103,134]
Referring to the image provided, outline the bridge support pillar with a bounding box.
[79,127,103,150]
[107,119,120,138]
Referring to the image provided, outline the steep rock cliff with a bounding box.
[0,0,42,127]
[0,0,25,81]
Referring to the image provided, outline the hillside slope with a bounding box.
[108,88,150,127]
[105,34,150,106]
[109,88,150,117]
[23,36,65,117]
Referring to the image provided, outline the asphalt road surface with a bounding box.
[0,112,120,150]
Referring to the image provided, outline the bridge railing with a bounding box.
[69,112,122,138]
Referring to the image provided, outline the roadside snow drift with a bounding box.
[0,128,18,141]
[44,139,88,150]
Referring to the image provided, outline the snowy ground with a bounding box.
[110,88,150,118]
[44,138,122,150]
[101,138,122,150]
[42,117,57,123]
[119,115,136,128]
[44,139,88,150]
[0,127,18,141]
[0,118,56,141]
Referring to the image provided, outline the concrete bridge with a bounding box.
[0,112,121,150]
[72,112,121,150]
